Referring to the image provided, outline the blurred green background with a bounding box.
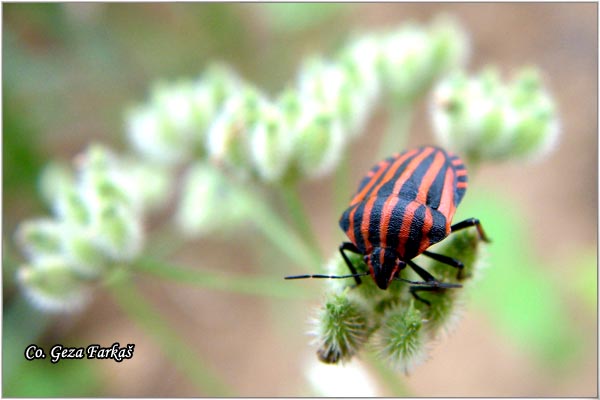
[3,3,597,396]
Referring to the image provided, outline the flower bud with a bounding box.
[297,59,375,138]
[374,300,427,374]
[379,24,431,100]
[15,219,62,259]
[126,65,242,166]
[175,162,251,237]
[338,34,381,103]
[92,204,143,262]
[248,104,293,182]
[17,256,91,313]
[38,162,74,208]
[311,291,370,364]
[206,86,269,176]
[379,20,468,103]
[116,158,172,212]
[291,106,345,179]
[427,16,469,77]
[53,186,90,225]
[126,98,189,165]
[60,225,109,278]
[188,65,244,152]
[431,68,559,163]
[418,228,486,336]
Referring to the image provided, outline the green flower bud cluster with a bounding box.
[311,229,485,373]
[15,145,169,312]
[431,68,560,164]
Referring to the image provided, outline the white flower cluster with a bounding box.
[126,65,242,165]
[431,68,560,163]
[125,20,467,236]
[127,19,467,184]
[15,145,169,312]
[377,19,468,102]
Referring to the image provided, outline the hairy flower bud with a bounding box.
[206,86,269,177]
[248,104,293,182]
[17,256,92,313]
[291,106,345,179]
[373,301,427,374]
[311,291,370,364]
[15,219,63,260]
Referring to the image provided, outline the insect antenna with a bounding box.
[285,272,370,280]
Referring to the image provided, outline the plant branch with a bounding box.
[278,180,324,266]
[364,352,412,397]
[133,257,318,299]
[243,186,321,269]
[107,271,233,396]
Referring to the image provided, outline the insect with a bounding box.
[286,145,489,304]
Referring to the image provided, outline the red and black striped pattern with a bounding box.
[339,146,467,261]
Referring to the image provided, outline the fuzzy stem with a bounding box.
[278,180,324,266]
[107,271,232,396]
[133,257,317,299]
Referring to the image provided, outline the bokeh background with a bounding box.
[3,3,597,397]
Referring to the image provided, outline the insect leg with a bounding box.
[405,260,462,305]
[406,260,437,282]
[339,242,363,286]
[422,250,465,280]
[450,218,490,242]
[409,286,442,306]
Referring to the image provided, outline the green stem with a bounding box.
[3,295,52,387]
[243,186,320,269]
[107,272,232,396]
[146,224,186,259]
[278,181,324,266]
[133,257,317,299]
[377,103,413,160]
[364,352,412,397]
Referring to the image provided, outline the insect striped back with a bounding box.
[339,146,468,259]
[287,145,488,294]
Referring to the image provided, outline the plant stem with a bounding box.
[278,181,324,266]
[107,271,232,396]
[377,103,413,161]
[146,224,186,259]
[243,186,321,269]
[133,257,318,299]
[364,352,412,397]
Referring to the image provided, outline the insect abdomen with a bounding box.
[339,197,448,259]
[340,146,467,258]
